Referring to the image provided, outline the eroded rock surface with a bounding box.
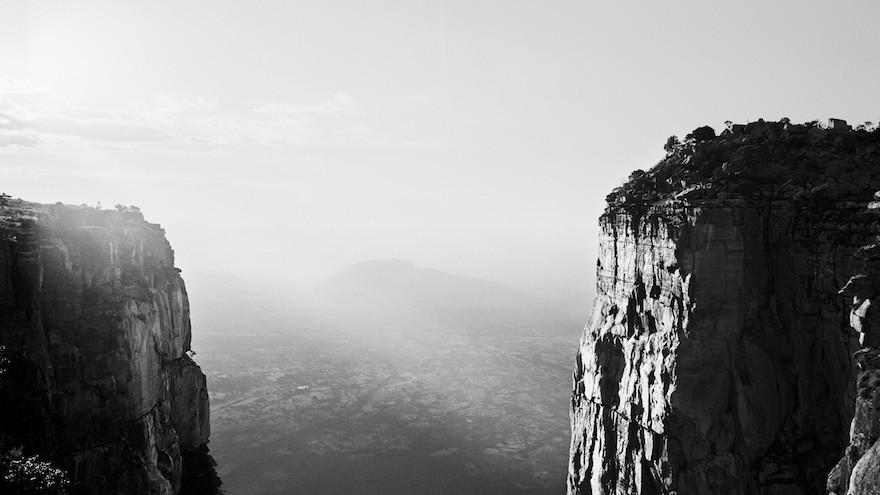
[0,201,213,494]
[569,120,880,494]
[830,233,880,495]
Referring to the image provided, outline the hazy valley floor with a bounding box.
[193,320,581,495]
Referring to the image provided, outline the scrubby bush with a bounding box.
[0,451,69,494]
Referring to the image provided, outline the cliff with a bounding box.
[831,234,880,494]
[569,120,880,494]
[0,199,215,494]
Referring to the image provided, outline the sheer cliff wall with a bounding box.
[0,201,210,494]
[831,232,880,495]
[569,120,880,495]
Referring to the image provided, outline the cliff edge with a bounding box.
[0,199,216,494]
[569,120,880,494]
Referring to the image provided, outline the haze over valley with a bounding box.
[190,260,586,494]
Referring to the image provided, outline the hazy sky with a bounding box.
[3,1,880,300]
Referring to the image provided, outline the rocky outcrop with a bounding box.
[829,229,880,495]
[569,120,880,494]
[0,200,213,494]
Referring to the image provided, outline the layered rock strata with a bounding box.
[569,120,880,494]
[0,200,211,494]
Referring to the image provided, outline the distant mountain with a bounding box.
[186,270,317,335]
[311,259,545,326]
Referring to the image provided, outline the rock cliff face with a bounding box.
[830,235,880,495]
[0,200,212,494]
[569,120,880,494]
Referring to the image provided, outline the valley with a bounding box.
[195,321,581,495]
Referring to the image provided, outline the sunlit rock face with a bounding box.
[569,120,880,495]
[0,201,210,494]
[829,238,880,495]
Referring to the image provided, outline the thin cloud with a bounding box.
[0,79,55,96]
[0,111,42,148]
[0,132,41,149]
[0,112,27,130]
[0,84,438,152]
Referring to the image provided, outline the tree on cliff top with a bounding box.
[664,135,680,155]
[685,125,716,144]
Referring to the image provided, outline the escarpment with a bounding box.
[569,120,880,494]
[0,200,216,494]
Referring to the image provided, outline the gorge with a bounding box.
[6,119,880,495]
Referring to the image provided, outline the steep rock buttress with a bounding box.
[569,120,880,494]
[0,201,213,494]
[830,227,880,494]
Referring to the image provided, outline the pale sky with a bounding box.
[3,1,880,303]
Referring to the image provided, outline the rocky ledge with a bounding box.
[569,120,880,494]
[0,199,217,494]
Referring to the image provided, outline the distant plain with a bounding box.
[190,261,586,494]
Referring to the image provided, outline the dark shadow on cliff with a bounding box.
[181,445,223,495]
[0,347,69,494]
